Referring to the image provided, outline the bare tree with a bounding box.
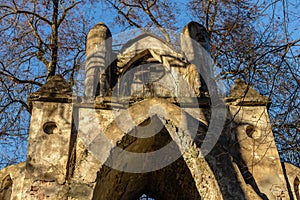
[103,0,178,43]
[0,0,90,168]
[189,0,300,165]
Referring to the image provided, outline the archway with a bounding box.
[89,98,216,199]
[91,124,202,200]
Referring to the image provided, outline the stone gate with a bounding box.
[0,22,299,200]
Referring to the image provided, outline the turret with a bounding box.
[85,22,112,97]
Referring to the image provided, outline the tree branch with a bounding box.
[58,1,82,27]
[106,0,142,28]
[25,14,50,67]
[14,10,52,25]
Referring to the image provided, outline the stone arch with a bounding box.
[118,33,182,63]
[117,51,178,97]
[101,98,208,144]
[117,33,185,76]
[89,98,222,199]
[114,33,202,97]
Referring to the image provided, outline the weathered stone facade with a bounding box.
[1,22,299,200]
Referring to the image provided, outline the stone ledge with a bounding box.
[73,96,271,109]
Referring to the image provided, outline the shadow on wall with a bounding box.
[203,118,268,200]
[294,177,300,200]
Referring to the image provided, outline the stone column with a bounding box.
[85,22,112,97]
[180,21,212,97]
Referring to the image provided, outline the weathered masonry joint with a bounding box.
[1,22,300,200]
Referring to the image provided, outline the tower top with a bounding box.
[28,74,72,111]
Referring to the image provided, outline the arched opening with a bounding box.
[91,112,203,200]
[295,176,300,200]
[138,194,155,200]
[92,152,202,200]
[111,34,202,98]
[117,50,189,98]
[119,61,176,98]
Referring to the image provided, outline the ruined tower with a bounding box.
[0,22,299,200]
